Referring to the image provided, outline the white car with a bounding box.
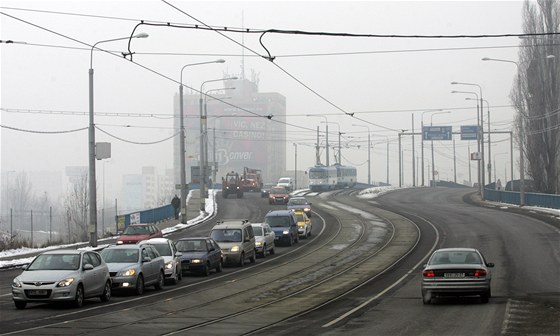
[143,238,183,284]
[251,223,276,257]
[12,249,111,309]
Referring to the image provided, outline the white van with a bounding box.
[210,220,256,267]
[277,177,293,192]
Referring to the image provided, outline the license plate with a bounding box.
[28,290,48,295]
[444,272,465,278]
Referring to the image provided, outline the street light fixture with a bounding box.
[466,97,492,184]
[420,109,442,186]
[352,124,371,185]
[321,121,342,164]
[88,32,148,247]
[481,57,525,205]
[199,76,238,213]
[178,59,225,224]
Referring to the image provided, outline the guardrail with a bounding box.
[116,204,175,231]
[484,188,560,209]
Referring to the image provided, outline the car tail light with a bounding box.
[474,269,487,277]
[423,270,435,277]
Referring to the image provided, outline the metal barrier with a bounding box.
[116,204,175,232]
[484,188,560,209]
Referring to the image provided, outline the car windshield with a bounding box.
[28,254,80,270]
[151,243,172,256]
[122,226,149,235]
[252,226,264,236]
[211,229,242,242]
[295,213,305,222]
[176,239,207,252]
[289,199,307,205]
[271,188,287,194]
[265,216,291,227]
[101,248,139,263]
[429,251,481,265]
[278,179,290,184]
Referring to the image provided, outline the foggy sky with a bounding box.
[1,0,525,203]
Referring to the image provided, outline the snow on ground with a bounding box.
[1,186,557,268]
[0,189,218,268]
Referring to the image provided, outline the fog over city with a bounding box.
[1,1,526,240]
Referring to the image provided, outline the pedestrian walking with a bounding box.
[171,194,180,219]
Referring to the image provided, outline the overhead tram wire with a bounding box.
[0,12,318,136]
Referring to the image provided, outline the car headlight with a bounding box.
[255,241,262,247]
[56,277,75,287]
[283,230,290,235]
[191,259,203,264]
[117,268,136,277]
[165,261,173,269]
[12,278,22,288]
[230,245,240,252]
[304,207,310,212]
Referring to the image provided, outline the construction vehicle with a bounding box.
[242,167,264,192]
[222,171,244,198]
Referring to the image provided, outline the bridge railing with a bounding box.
[484,189,560,209]
[115,204,175,232]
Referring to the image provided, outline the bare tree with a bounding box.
[10,171,33,212]
[516,0,560,193]
[63,173,89,242]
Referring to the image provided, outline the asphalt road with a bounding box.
[0,188,558,335]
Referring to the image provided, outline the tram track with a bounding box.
[1,189,427,335]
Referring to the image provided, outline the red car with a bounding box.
[117,224,163,244]
[268,186,290,205]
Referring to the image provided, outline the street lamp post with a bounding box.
[452,89,481,194]
[178,59,225,223]
[307,116,329,165]
[482,57,525,205]
[199,77,237,213]
[352,124,371,185]
[204,88,235,189]
[420,109,443,186]
[321,121,341,164]
[467,97,492,184]
[293,143,298,190]
[89,33,148,247]
[452,81,485,198]
[429,111,451,187]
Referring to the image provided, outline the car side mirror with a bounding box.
[209,247,215,252]
[21,264,29,270]
[486,262,495,268]
[143,257,152,263]
[83,264,94,271]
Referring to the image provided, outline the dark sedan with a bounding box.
[175,238,223,276]
[421,247,494,304]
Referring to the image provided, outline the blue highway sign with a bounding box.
[423,126,452,140]
[460,125,479,140]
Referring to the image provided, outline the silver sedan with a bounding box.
[421,247,494,304]
[12,249,111,309]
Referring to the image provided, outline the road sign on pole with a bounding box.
[461,125,479,140]
[423,126,452,140]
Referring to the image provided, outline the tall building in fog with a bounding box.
[173,76,286,187]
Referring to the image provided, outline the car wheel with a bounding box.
[269,245,275,255]
[177,266,183,281]
[422,291,431,305]
[73,284,84,308]
[154,271,164,290]
[481,290,490,303]
[135,275,145,295]
[287,236,293,247]
[238,253,245,267]
[216,260,223,273]
[100,281,111,302]
[295,234,299,243]
[201,263,210,276]
[14,301,27,309]
[250,250,256,263]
